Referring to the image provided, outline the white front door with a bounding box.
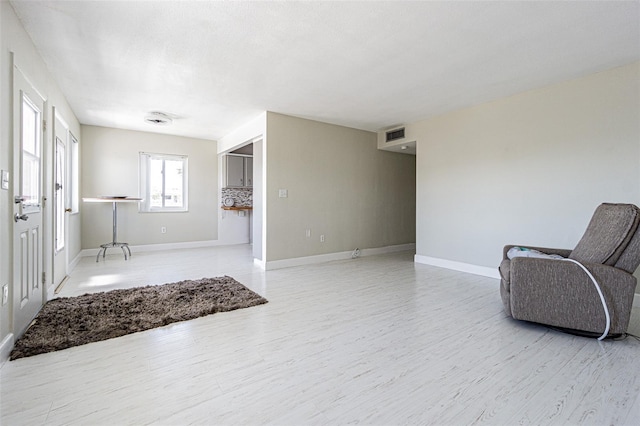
[13,65,46,336]
[53,112,69,288]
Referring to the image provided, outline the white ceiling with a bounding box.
[10,1,640,142]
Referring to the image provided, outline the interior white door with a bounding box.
[13,65,46,336]
[53,111,69,288]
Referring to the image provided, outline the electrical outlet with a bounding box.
[2,285,8,305]
[161,226,167,234]
[320,234,325,243]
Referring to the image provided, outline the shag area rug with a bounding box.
[10,276,268,360]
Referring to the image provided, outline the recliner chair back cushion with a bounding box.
[569,203,640,266]
[614,226,640,273]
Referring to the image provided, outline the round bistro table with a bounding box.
[82,197,142,262]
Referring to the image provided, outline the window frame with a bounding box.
[20,92,42,213]
[139,151,188,213]
[70,132,79,214]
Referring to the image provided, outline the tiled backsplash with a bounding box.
[221,187,252,207]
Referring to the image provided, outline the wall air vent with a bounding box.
[386,127,405,142]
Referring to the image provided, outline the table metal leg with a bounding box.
[112,201,118,244]
[96,201,132,262]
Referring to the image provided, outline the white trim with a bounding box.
[414,255,501,279]
[69,252,82,272]
[360,244,416,257]
[47,283,55,301]
[79,239,237,257]
[264,244,416,271]
[1,333,14,366]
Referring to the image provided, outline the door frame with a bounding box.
[52,108,70,291]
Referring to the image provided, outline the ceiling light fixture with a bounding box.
[144,111,173,126]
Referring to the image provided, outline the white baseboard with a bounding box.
[360,244,416,257]
[69,252,82,271]
[79,239,238,258]
[414,255,501,279]
[264,243,416,270]
[0,333,14,366]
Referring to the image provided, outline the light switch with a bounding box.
[278,189,288,198]
[1,170,8,190]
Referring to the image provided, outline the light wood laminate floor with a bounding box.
[1,245,639,425]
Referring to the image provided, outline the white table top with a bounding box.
[83,197,143,203]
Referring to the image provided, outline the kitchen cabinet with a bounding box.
[226,154,252,187]
[245,157,253,187]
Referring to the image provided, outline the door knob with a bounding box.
[65,208,72,212]
[14,213,29,222]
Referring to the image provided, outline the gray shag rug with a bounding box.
[10,276,267,360]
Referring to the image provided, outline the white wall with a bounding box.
[81,126,218,249]
[218,112,266,154]
[265,112,416,263]
[413,62,640,277]
[1,1,82,356]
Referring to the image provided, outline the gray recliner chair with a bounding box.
[499,203,640,338]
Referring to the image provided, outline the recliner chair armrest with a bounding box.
[502,244,573,260]
[509,257,637,334]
